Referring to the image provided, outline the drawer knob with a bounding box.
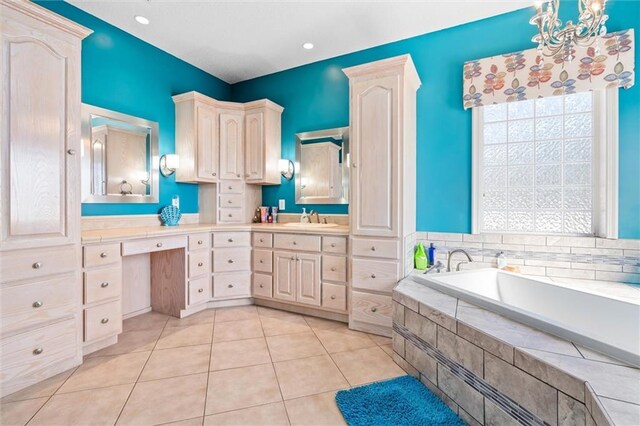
[228,259,234,263]
[212,172,217,176]
[198,240,203,245]
[259,238,264,243]
[198,288,204,293]
[236,174,241,178]
[371,246,376,251]
[293,241,297,245]
[228,200,233,204]
[259,260,264,264]
[67,149,76,155]
[228,186,232,190]
[291,256,295,260]
[331,267,336,271]
[331,243,336,248]
[100,252,108,258]
[228,214,233,218]
[101,282,109,288]
[228,284,234,288]
[32,262,42,269]
[371,274,376,279]
[33,348,44,355]
[101,318,109,324]
[228,238,234,242]
[331,295,336,300]
[198,262,204,267]
[32,301,43,308]
[157,243,163,248]
[371,307,378,313]
[259,284,264,288]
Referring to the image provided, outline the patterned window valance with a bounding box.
[463,29,634,109]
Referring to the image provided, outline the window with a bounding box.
[472,90,618,237]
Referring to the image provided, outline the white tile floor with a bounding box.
[1,306,404,425]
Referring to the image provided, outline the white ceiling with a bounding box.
[69,0,529,84]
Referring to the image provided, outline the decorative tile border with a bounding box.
[394,323,549,426]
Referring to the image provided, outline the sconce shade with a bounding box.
[279,159,294,180]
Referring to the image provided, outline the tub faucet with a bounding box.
[424,261,445,274]
[447,249,473,272]
[309,210,321,223]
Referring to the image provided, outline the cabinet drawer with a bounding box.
[253,249,272,273]
[1,275,76,335]
[121,236,186,256]
[218,208,243,223]
[351,291,393,328]
[273,234,321,252]
[188,277,210,306]
[322,236,347,254]
[1,246,77,283]
[219,181,243,194]
[252,232,273,248]
[84,300,122,342]
[351,238,399,259]
[213,272,251,299]
[1,319,77,387]
[84,267,122,305]
[253,273,273,298]
[83,243,121,268]
[220,194,243,208]
[322,283,346,311]
[188,251,210,278]
[213,232,251,248]
[352,259,400,293]
[188,233,210,251]
[213,248,251,272]
[322,255,347,283]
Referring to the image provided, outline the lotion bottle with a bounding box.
[300,208,310,223]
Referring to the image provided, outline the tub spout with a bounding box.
[447,249,473,272]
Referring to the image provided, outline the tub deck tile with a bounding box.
[599,397,640,426]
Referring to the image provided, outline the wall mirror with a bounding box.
[295,127,349,205]
[81,104,159,203]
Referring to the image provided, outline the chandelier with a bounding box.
[530,0,609,60]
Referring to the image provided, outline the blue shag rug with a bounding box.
[335,375,465,426]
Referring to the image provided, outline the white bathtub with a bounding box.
[413,268,640,367]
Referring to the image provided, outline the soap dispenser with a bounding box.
[300,208,310,223]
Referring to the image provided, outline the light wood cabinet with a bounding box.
[219,110,244,180]
[196,104,219,181]
[244,100,283,184]
[274,251,296,302]
[273,251,321,307]
[0,1,91,397]
[343,54,420,337]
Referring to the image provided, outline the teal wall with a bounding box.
[37,1,231,216]
[231,1,640,239]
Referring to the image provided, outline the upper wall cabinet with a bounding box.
[173,92,283,185]
[244,100,283,185]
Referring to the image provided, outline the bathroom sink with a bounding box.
[283,222,340,228]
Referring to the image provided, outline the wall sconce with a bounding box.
[279,159,294,180]
[159,154,179,177]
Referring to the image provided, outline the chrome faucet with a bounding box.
[309,210,321,224]
[447,249,473,272]
[424,261,445,274]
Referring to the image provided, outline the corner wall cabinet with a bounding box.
[343,54,421,336]
[0,0,91,397]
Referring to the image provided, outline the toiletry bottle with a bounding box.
[414,243,428,270]
[300,208,310,223]
[497,252,507,269]
[272,207,278,223]
[427,243,436,266]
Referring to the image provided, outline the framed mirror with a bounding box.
[295,127,349,205]
[81,104,159,203]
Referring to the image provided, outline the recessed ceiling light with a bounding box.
[302,42,314,50]
[134,15,150,25]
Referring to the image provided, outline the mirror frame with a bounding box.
[295,126,349,205]
[81,104,159,204]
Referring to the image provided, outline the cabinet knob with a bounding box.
[33,348,44,355]
[198,240,203,245]
[331,243,336,248]
[228,186,232,190]
[212,172,217,176]
[100,252,108,258]
[198,288,204,293]
[236,174,241,178]
[228,238,233,242]
[101,282,109,288]
[32,262,42,269]
[259,238,264,242]
[292,241,297,245]
[371,307,377,313]
[291,256,295,260]
[371,274,376,279]
[67,149,76,155]
[198,262,204,267]
[352,162,357,168]
[228,214,233,218]
[101,318,109,324]
[32,301,43,308]
[371,246,376,251]
[259,284,264,288]
[228,284,234,288]
[228,259,234,263]
[331,295,336,300]
[228,200,233,204]
[331,267,336,272]
[156,243,163,248]
[259,260,264,263]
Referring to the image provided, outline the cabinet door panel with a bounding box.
[273,251,296,302]
[245,110,264,182]
[351,75,399,237]
[219,112,244,180]
[296,253,321,307]
[196,105,218,181]
[1,22,80,249]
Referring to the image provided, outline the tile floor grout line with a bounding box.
[22,365,81,426]
[201,309,217,424]
[304,316,352,389]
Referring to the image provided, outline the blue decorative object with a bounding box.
[335,376,464,426]
[160,205,182,226]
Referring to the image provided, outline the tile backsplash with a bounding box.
[417,232,640,284]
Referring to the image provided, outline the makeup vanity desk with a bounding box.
[81,223,349,354]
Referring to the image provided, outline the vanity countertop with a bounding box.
[82,222,349,243]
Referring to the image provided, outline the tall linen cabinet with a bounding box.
[343,55,420,336]
[0,1,91,396]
